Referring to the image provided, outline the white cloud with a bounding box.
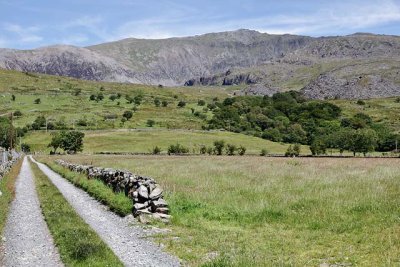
[3,23,43,43]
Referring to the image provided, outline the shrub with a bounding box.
[206,147,214,155]
[226,144,237,155]
[162,101,168,107]
[13,110,22,117]
[122,110,133,120]
[21,143,31,152]
[11,94,15,101]
[154,98,161,107]
[199,145,207,154]
[285,144,300,157]
[198,100,206,106]
[177,101,186,108]
[34,98,41,104]
[109,95,117,101]
[146,119,155,127]
[357,100,366,105]
[260,148,268,156]
[89,94,96,101]
[167,143,189,155]
[238,146,246,156]
[213,140,225,155]
[152,146,161,155]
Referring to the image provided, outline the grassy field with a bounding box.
[40,154,400,266]
[24,129,311,155]
[30,159,123,266]
[0,69,231,130]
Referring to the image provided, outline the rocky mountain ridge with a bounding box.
[0,29,400,99]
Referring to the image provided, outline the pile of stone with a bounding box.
[0,152,20,197]
[55,159,171,223]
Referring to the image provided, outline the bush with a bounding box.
[198,100,206,106]
[167,143,189,155]
[177,101,186,108]
[89,94,96,101]
[48,131,85,154]
[206,147,214,155]
[162,101,168,107]
[213,140,225,155]
[154,98,161,107]
[34,98,41,104]
[152,146,161,155]
[238,146,246,156]
[226,144,237,155]
[13,110,22,117]
[357,100,366,105]
[11,94,15,101]
[260,148,268,156]
[122,110,133,120]
[21,143,31,152]
[199,145,207,154]
[146,119,155,127]
[285,144,300,157]
[109,95,117,101]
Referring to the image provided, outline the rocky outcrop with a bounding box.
[302,74,400,100]
[55,159,171,223]
[233,84,280,97]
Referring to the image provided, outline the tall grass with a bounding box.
[48,154,400,266]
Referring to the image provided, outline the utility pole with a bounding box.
[9,112,13,150]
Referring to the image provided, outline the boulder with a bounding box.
[138,185,149,199]
[149,186,163,200]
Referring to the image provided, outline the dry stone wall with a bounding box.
[55,159,171,223]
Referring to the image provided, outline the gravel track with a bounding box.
[31,157,180,267]
[2,157,63,267]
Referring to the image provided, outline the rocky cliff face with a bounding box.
[1,30,400,99]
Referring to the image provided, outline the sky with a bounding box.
[0,0,400,49]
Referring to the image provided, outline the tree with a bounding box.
[11,94,15,101]
[31,116,46,130]
[347,129,378,156]
[48,132,63,153]
[0,117,16,149]
[21,143,31,153]
[63,131,85,154]
[48,131,85,154]
[122,110,133,120]
[213,140,225,155]
[34,98,41,104]
[310,138,327,156]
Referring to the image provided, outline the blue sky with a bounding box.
[1,0,400,49]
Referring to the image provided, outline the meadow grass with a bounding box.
[30,158,124,266]
[40,154,400,266]
[42,161,132,216]
[0,159,22,237]
[24,129,310,155]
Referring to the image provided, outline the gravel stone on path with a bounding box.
[2,157,63,267]
[31,157,180,267]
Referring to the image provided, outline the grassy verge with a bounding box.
[30,159,123,266]
[50,154,400,266]
[0,159,23,236]
[42,161,132,216]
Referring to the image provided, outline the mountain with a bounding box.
[1,29,400,99]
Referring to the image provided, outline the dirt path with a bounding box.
[2,157,63,267]
[31,157,180,267]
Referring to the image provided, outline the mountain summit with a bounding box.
[1,29,399,99]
